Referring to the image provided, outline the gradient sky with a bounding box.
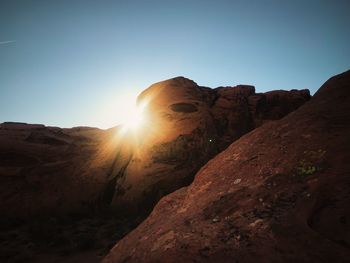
[1,0,349,128]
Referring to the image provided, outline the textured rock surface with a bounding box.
[103,70,350,263]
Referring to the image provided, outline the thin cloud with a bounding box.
[0,40,16,45]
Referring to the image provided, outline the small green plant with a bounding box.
[297,162,317,176]
[297,149,326,176]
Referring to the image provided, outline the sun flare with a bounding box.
[120,100,148,133]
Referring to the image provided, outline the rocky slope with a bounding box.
[103,71,350,263]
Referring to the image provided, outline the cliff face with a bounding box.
[103,70,350,263]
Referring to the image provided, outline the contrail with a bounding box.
[0,40,16,45]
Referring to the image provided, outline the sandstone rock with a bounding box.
[103,70,350,263]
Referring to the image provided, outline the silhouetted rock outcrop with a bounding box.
[103,70,350,263]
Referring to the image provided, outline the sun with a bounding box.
[120,100,148,133]
[104,92,150,135]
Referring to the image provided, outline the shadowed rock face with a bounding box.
[0,123,131,219]
[110,77,310,214]
[169,103,198,113]
[103,70,350,263]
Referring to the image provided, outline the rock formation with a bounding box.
[0,77,310,262]
[0,78,309,220]
[109,77,310,215]
[103,70,350,263]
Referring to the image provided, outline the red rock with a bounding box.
[103,70,350,263]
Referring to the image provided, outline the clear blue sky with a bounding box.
[1,0,349,128]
